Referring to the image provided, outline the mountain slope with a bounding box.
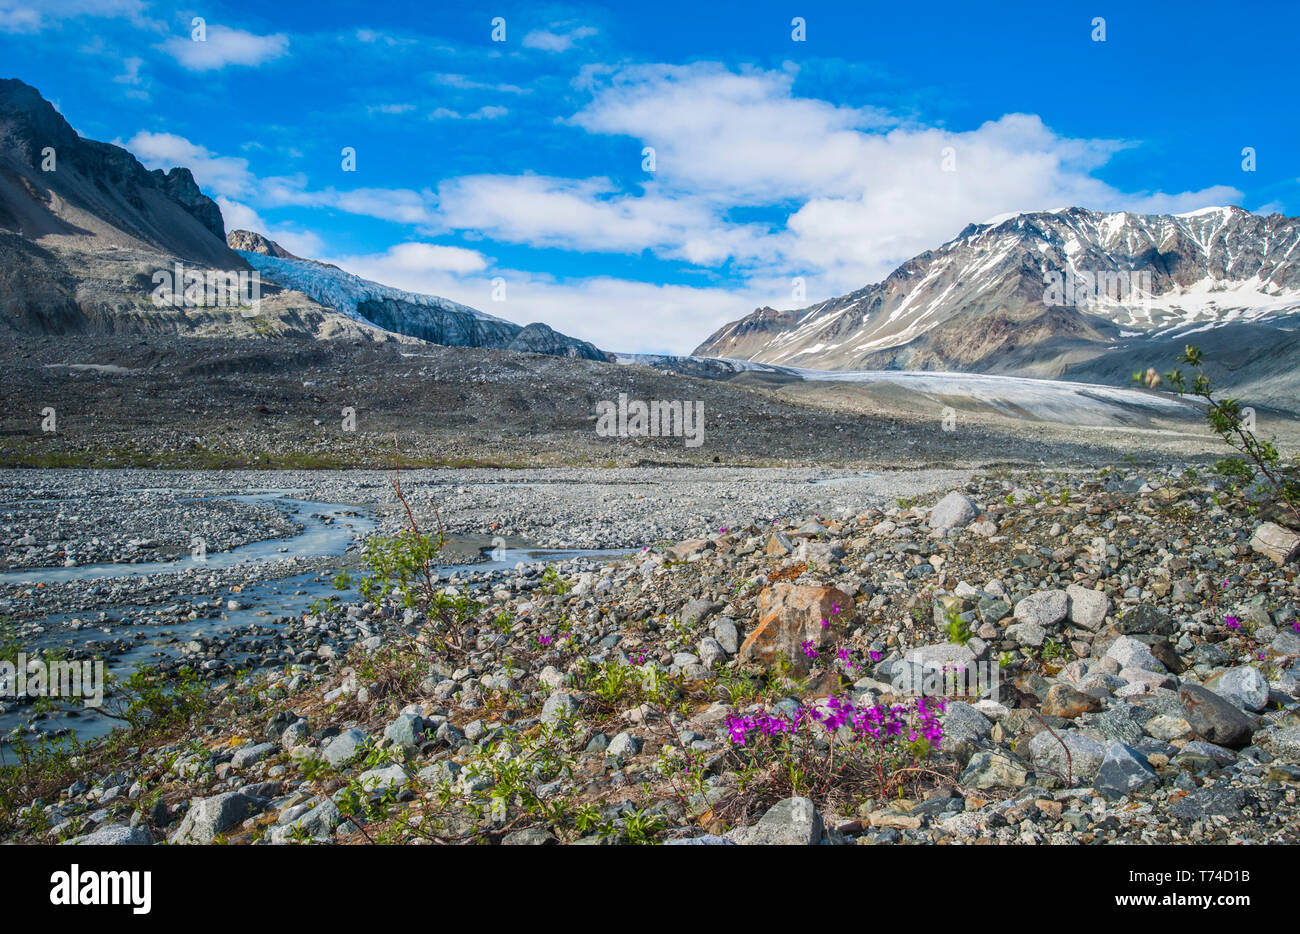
[0,78,606,359]
[0,77,384,339]
[695,207,1300,379]
[0,78,231,265]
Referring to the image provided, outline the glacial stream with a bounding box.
[0,492,633,750]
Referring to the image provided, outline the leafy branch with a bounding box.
[1146,345,1300,528]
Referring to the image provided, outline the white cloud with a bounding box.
[215,196,262,233]
[114,55,144,85]
[334,242,490,279]
[112,62,1249,354]
[319,248,752,354]
[123,130,439,229]
[428,174,757,260]
[123,131,257,199]
[368,102,415,115]
[0,0,155,33]
[430,73,528,94]
[0,5,40,33]
[160,25,289,71]
[329,188,438,225]
[352,27,418,48]
[571,63,894,205]
[561,62,1242,294]
[249,174,440,226]
[429,105,509,120]
[523,24,598,52]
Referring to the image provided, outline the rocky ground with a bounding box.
[1,336,1275,471]
[5,463,1299,845]
[0,466,966,623]
[0,485,298,570]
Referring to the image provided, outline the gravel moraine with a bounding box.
[3,463,1299,846]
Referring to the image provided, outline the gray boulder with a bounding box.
[1013,590,1070,627]
[322,728,369,767]
[1208,666,1270,712]
[540,691,582,726]
[1178,683,1258,749]
[1105,636,1165,673]
[958,750,1030,789]
[741,797,825,845]
[1093,742,1158,799]
[1028,730,1106,783]
[928,492,979,531]
[230,742,276,769]
[606,731,642,759]
[384,713,424,746]
[680,599,722,627]
[1065,584,1111,630]
[358,764,410,794]
[714,617,739,654]
[169,792,265,844]
[71,824,152,845]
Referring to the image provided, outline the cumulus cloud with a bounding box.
[427,174,765,262]
[335,241,490,279]
[317,249,753,354]
[561,62,1241,293]
[160,25,288,71]
[123,131,257,199]
[115,62,1246,353]
[214,196,262,233]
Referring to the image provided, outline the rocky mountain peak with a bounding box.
[0,77,227,246]
[694,206,1300,381]
[227,229,300,259]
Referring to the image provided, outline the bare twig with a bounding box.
[1029,709,1072,786]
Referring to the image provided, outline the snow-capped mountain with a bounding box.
[232,233,605,360]
[694,206,1300,378]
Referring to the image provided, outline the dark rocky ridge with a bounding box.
[0,77,232,261]
[0,79,606,360]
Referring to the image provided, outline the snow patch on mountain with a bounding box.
[695,206,1300,372]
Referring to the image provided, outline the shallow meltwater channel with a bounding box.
[0,493,636,751]
[0,495,374,586]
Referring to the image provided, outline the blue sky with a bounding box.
[3,0,1296,353]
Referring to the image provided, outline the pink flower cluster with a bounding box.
[726,696,944,747]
